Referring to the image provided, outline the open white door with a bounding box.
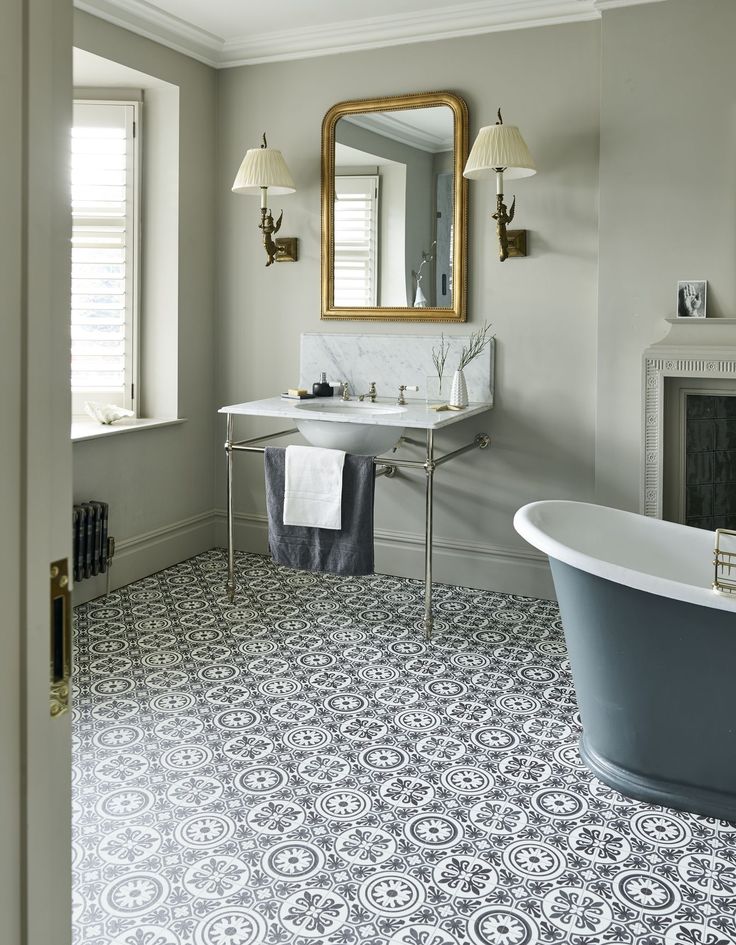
[0,1,73,943]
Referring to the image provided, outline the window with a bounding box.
[71,100,139,416]
[333,175,379,307]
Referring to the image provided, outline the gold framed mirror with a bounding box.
[321,91,468,321]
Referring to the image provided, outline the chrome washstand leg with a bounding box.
[424,429,435,641]
[225,413,236,602]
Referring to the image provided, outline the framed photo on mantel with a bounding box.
[677,280,707,319]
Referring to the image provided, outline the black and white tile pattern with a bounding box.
[72,550,736,945]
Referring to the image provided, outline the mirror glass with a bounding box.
[321,92,467,321]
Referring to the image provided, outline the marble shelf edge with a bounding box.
[218,397,493,431]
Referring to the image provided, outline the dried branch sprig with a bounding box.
[458,322,493,371]
[431,333,450,383]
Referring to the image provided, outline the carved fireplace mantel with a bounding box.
[642,318,736,517]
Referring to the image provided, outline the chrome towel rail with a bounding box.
[224,415,490,639]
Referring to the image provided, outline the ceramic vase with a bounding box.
[449,368,468,408]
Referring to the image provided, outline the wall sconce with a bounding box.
[463,109,536,262]
[232,133,298,267]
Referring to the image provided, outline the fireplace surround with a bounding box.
[642,318,736,520]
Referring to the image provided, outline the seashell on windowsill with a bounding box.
[84,401,135,425]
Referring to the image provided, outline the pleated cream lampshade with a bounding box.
[463,124,536,180]
[232,146,296,195]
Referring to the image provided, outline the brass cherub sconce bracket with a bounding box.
[259,207,298,266]
[463,109,536,262]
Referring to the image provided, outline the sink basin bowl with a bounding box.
[294,400,406,455]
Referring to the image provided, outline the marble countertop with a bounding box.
[219,396,492,430]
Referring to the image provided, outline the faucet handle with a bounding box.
[335,381,350,401]
[397,384,419,405]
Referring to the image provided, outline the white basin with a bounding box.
[294,400,406,455]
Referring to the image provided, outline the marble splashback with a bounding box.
[300,332,494,404]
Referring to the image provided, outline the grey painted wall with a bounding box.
[72,11,217,600]
[68,0,736,603]
[596,0,736,511]
[216,22,601,597]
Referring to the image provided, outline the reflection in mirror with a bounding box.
[322,92,467,321]
[334,107,453,308]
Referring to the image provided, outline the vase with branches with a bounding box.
[450,322,493,407]
[412,242,436,308]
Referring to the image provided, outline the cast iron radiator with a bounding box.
[72,501,113,583]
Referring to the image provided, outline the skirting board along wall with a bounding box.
[73,507,555,605]
[72,510,217,606]
[213,511,555,601]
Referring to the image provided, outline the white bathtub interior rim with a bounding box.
[514,500,736,613]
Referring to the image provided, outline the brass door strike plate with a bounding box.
[50,558,71,718]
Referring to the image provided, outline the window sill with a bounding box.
[71,417,186,442]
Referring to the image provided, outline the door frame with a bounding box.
[0,1,74,942]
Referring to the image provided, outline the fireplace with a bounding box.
[642,318,736,523]
[662,381,736,529]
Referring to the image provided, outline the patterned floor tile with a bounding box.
[72,550,736,945]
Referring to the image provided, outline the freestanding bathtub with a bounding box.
[514,500,736,821]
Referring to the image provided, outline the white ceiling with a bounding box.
[74,0,668,68]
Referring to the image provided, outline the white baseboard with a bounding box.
[213,510,555,601]
[73,507,555,606]
[73,510,217,606]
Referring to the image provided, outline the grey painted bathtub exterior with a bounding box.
[550,558,736,822]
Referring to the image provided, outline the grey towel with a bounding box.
[264,447,375,576]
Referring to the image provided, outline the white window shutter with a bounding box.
[333,175,379,307]
[71,101,138,414]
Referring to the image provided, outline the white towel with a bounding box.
[283,444,346,530]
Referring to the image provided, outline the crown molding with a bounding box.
[345,113,453,153]
[593,0,667,8]
[74,0,222,66]
[220,1,602,66]
[74,0,669,69]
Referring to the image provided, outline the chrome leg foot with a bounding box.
[226,583,235,603]
[424,615,433,641]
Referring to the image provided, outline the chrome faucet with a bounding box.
[358,382,377,403]
[340,381,351,401]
